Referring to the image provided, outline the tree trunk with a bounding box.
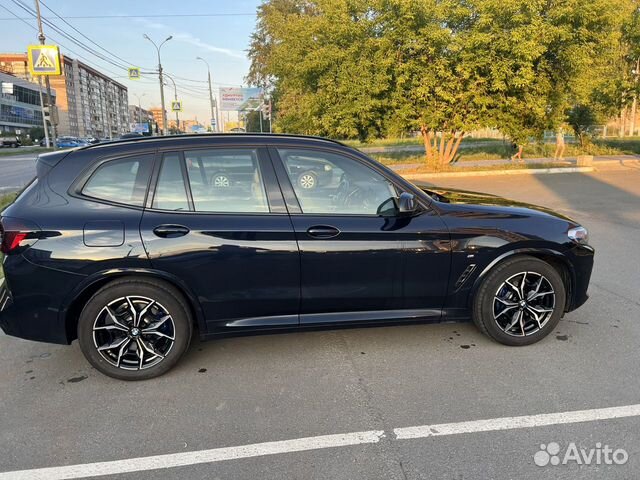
[421,126,432,164]
[443,134,456,164]
[449,133,464,163]
[438,132,446,167]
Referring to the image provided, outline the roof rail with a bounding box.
[78,133,348,151]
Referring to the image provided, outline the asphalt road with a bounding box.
[1,167,639,479]
[0,153,38,192]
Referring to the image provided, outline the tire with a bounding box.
[472,255,566,346]
[298,171,317,190]
[78,278,193,380]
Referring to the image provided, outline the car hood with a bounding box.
[415,184,576,222]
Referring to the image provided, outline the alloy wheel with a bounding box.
[213,175,230,187]
[92,296,176,370]
[299,173,316,189]
[493,271,556,337]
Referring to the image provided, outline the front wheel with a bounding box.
[472,256,566,346]
[78,278,192,380]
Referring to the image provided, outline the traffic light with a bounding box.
[261,102,271,120]
[43,105,59,126]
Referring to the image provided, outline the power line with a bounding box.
[38,0,152,71]
[0,2,124,80]
[11,0,130,71]
[0,13,256,20]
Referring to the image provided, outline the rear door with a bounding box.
[140,146,300,333]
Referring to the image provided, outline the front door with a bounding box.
[140,147,300,332]
[270,146,449,324]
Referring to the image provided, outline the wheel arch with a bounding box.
[62,269,207,343]
[469,248,574,313]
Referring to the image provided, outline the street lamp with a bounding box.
[132,92,145,123]
[143,33,172,135]
[196,56,219,132]
[163,74,179,133]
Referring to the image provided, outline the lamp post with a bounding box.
[132,92,145,123]
[163,74,179,133]
[143,34,172,135]
[196,57,219,132]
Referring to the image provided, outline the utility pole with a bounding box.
[196,57,218,132]
[34,0,56,149]
[144,34,172,135]
[36,76,49,147]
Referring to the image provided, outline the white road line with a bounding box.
[0,431,385,480]
[394,403,640,439]
[2,404,640,480]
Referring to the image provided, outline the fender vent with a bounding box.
[455,264,476,289]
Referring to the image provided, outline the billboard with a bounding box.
[219,87,263,111]
[131,123,150,134]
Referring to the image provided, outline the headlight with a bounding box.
[568,226,589,244]
[324,164,332,171]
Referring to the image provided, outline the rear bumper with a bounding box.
[565,243,595,312]
[0,256,81,345]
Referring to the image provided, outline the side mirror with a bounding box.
[398,192,417,215]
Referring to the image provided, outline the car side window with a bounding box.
[277,148,397,215]
[82,155,152,207]
[184,148,269,213]
[153,153,190,211]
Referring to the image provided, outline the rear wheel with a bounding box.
[472,256,566,346]
[78,278,192,380]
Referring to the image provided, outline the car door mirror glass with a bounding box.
[376,197,398,217]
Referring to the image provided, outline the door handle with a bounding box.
[306,225,340,239]
[153,224,190,238]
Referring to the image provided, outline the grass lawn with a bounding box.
[0,147,52,157]
[368,137,640,166]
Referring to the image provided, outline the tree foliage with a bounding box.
[248,0,636,164]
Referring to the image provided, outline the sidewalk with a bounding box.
[389,154,640,174]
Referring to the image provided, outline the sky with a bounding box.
[0,0,262,124]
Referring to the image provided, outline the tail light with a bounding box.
[0,217,41,255]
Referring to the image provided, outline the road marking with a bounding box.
[0,431,385,480]
[394,404,640,439]
[2,404,640,479]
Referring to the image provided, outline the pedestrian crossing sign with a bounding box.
[171,101,183,112]
[27,45,61,76]
[128,67,140,80]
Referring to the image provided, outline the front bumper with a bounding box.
[565,243,595,311]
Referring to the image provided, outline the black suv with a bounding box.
[0,134,594,380]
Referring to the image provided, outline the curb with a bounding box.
[402,166,594,180]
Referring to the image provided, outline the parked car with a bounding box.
[0,135,21,148]
[0,134,594,380]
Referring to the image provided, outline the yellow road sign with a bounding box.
[27,45,61,76]
[171,101,183,112]
[128,67,140,80]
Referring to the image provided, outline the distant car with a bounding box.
[0,135,21,148]
[56,138,82,148]
[120,132,144,140]
[82,137,100,145]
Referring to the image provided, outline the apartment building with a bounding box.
[0,53,129,138]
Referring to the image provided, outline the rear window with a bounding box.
[82,155,153,207]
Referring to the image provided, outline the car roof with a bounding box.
[75,133,348,152]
